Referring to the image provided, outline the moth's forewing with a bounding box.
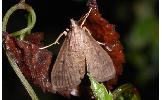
[80,27,116,82]
[51,26,86,90]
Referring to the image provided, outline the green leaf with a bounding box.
[88,73,113,100]
[112,84,141,100]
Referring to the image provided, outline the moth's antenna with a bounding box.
[80,7,92,27]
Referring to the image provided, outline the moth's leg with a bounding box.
[97,41,112,51]
[83,26,92,35]
[39,30,68,49]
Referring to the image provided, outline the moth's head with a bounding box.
[70,19,82,33]
[70,19,78,28]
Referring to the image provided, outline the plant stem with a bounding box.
[6,52,39,100]
[2,1,36,40]
[3,1,38,100]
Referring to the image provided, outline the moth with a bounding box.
[47,17,116,92]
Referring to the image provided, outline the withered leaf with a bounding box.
[3,32,54,92]
[24,32,44,46]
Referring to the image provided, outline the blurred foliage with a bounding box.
[112,84,141,100]
[125,0,158,86]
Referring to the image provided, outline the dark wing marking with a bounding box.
[51,30,86,90]
[83,28,116,82]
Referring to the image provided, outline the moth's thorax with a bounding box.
[70,19,85,37]
[68,26,87,49]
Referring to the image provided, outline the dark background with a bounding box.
[2,0,159,100]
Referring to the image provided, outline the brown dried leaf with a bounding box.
[3,32,54,92]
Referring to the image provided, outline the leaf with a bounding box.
[112,84,141,100]
[3,32,53,92]
[88,73,113,100]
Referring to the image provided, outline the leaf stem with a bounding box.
[6,52,39,100]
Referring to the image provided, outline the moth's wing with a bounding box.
[51,31,85,90]
[83,29,116,82]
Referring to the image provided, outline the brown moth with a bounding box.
[50,19,116,92]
